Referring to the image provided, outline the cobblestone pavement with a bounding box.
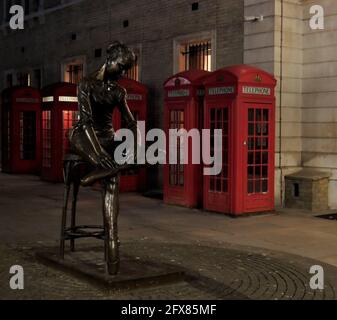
[2,173,337,300]
[1,240,337,300]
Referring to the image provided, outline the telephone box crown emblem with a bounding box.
[255,74,262,82]
[216,75,225,82]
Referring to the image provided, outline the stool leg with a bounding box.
[102,175,120,275]
[60,184,71,259]
[102,191,107,263]
[70,181,80,252]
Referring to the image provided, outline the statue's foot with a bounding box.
[106,259,120,276]
[81,167,117,187]
[81,163,141,187]
[106,239,120,275]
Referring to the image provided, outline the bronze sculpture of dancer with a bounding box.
[69,41,139,275]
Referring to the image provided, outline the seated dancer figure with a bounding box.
[69,41,139,275]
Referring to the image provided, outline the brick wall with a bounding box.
[0,0,244,188]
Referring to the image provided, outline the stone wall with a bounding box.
[244,0,303,206]
[301,0,337,208]
[285,169,330,211]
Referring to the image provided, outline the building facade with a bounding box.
[0,0,337,209]
[244,0,337,208]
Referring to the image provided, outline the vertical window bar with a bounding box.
[202,43,205,70]
[186,44,189,70]
[205,42,209,70]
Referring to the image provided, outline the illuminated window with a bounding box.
[62,57,85,85]
[126,50,140,81]
[64,64,83,85]
[179,41,212,72]
[62,110,79,155]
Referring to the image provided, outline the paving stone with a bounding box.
[1,173,337,299]
[1,241,336,300]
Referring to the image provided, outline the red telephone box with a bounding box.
[112,78,148,192]
[203,65,276,215]
[41,83,79,182]
[163,70,210,208]
[1,86,41,174]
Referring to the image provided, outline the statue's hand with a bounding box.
[96,150,116,169]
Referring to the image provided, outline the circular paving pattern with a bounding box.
[0,241,336,300]
[123,241,336,300]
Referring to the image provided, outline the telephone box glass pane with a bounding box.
[42,111,52,168]
[169,109,185,186]
[210,176,215,191]
[3,111,11,160]
[62,110,79,155]
[19,111,36,160]
[247,107,270,194]
[209,107,229,193]
[7,111,11,159]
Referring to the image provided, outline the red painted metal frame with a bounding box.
[112,77,148,192]
[203,65,277,215]
[41,82,78,182]
[1,86,41,174]
[163,70,210,208]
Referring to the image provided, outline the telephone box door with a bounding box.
[165,101,187,201]
[203,101,231,213]
[243,103,275,211]
[15,108,38,170]
[164,70,210,207]
[1,87,41,174]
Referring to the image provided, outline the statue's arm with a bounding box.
[76,79,115,169]
[77,79,94,126]
[117,88,137,129]
[117,88,140,160]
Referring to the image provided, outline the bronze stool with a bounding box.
[60,153,120,275]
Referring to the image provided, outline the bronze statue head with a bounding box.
[104,41,135,80]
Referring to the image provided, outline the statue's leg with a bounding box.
[70,180,80,252]
[102,174,120,275]
[60,161,72,259]
[60,184,70,259]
